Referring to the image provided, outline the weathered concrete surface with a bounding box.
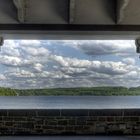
[0,136,139,140]
[0,109,140,135]
[1,0,140,40]
[1,0,140,24]
[117,0,130,23]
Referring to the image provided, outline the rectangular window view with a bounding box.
[0,40,139,96]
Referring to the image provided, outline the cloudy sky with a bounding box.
[0,40,139,89]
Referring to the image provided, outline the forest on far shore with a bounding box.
[0,86,140,96]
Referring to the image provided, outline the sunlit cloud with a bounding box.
[0,40,139,89]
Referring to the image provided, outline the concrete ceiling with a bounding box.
[1,0,139,24]
[1,0,140,39]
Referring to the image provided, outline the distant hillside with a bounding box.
[15,87,140,96]
[1,86,140,96]
[0,87,17,96]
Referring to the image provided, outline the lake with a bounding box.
[0,96,139,109]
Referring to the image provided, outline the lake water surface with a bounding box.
[0,96,139,109]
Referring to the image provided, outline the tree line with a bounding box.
[0,86,139,96]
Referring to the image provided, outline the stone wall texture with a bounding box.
[0,109,140,135]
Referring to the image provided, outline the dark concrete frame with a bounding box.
[1,24,140,31]
[1,24,140,40]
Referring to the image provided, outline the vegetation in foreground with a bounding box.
[1,86,140,96]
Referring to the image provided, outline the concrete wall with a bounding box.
[0,109,140,135]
